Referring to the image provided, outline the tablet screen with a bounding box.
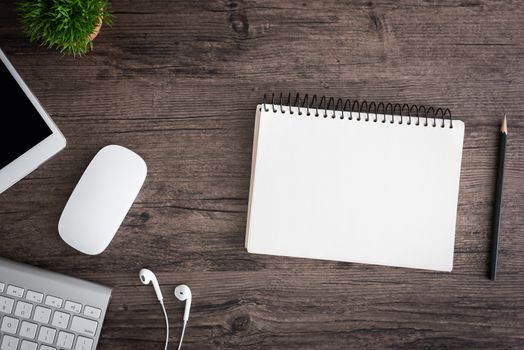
[0,62,52,169]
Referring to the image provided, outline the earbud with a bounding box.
[139,268,164,302]
[139,268,169,350]
[174,284,192,322]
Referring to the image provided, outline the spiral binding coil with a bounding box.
[261,93,453,128]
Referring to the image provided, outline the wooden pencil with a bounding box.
[490,115,507,280]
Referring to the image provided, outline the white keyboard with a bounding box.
[0,257,111,350]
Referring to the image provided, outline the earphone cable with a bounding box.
[177,321,187,350]
[160,301,169,350]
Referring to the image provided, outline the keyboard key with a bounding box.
[25,291,44,303]
[70,316,98,337]
[64,301,82,313]
[44,295,63,308]
[15,301,34,319]
[0,296,14,314]
[0,282,4,292]
[0,316,19,334]
[19,321,38,339]
[57,331,75,349]
[74,336,93,350]
[19,340,38,350]
[38,326,57,344]
[33,306,52,324]
[40,346,56,350]
[6,285,24,298]
[0,335,19,350]
[83,306,101,319]
[51,311,70,329]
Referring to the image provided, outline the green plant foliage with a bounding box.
[18,0,112,55]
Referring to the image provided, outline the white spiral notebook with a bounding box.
[246,94,465,271]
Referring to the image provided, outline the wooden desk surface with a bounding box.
[1,1,523,349]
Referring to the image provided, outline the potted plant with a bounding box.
[18,0,112,55]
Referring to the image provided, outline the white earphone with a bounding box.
[139,268,164,301]
[139,269,169,350]
[174,285,192,350]
[174,284,191,321]
[139,269,192,350]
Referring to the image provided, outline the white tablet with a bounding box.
[0,49,66,194]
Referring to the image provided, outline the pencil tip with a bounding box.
[501,115,507,134]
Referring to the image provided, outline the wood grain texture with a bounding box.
[1,0,523,349]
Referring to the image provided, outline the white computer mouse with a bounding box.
[59,145,147,255]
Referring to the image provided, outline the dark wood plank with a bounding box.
[1,0,523,349]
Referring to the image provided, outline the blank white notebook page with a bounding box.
[246,106,465,271]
